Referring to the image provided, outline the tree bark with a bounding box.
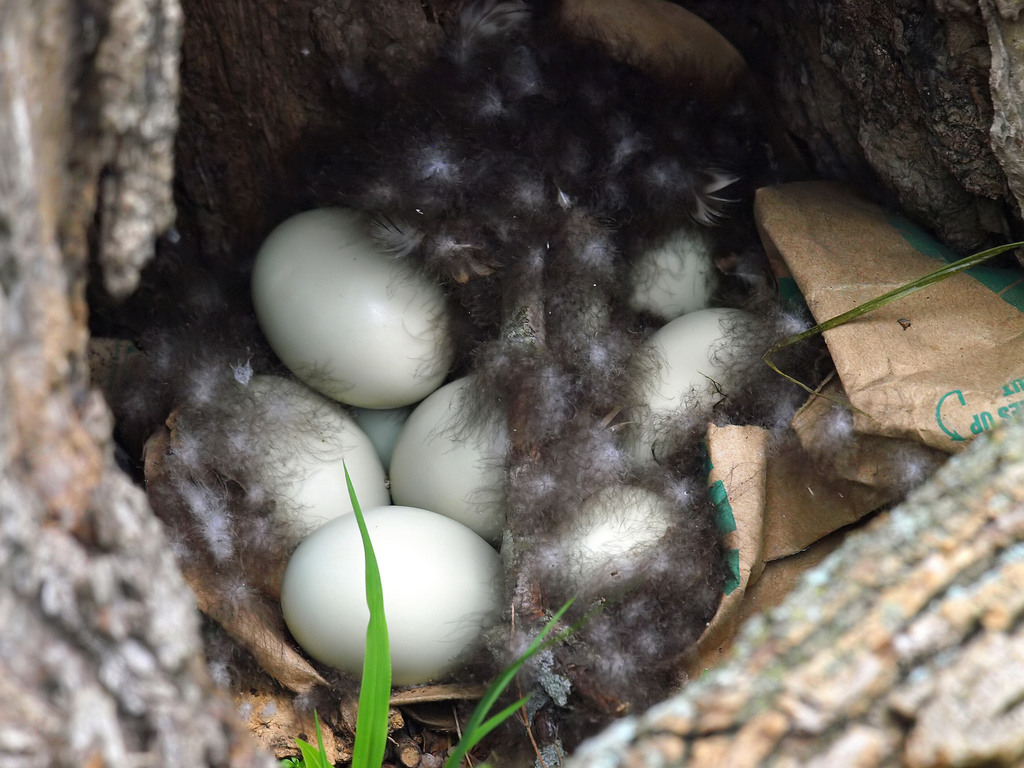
[171,0,459,272]
[0,0,271,765]
[568,413,1024,767]
[679,0,1024,253]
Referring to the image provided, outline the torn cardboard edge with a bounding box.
[694,419,901,663]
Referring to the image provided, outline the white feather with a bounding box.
[371,216,423,258]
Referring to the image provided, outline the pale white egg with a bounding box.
[349,405,412,472]
[245,376,390,532]
[388,377,507,542]
[280,505,503,686]
[251,208,454,408]
[629,226,716,322]
[560,485,675,588]
[630,308,750,462]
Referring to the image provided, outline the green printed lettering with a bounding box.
[970,411,995,435]
[935,389,967,442]
[709,480,737,534]
[724,549,741,595]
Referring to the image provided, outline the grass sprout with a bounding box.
[347,463,392,768]
[764,240,1024,407]
[285,464,583,767]
[443,598,582,768]
[284,711,332,768]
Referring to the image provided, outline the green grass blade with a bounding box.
[313,711,330,768]
[463,598,575,736]
[294,738,323,768]
[444,598,582,768]
[291,711,331,767]
[346,463,392,768]
[764,240,1024,401]
[468,697,530,744]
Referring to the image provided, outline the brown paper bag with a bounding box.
[698,424,770,656]
[693,423,874,671]
[790,378,947,489]
[756,181,1024,452]
[761,436,894,561]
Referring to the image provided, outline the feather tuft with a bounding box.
[418,145,461,183]
[371,216,423,258]
[451,0,531,65]
[692,170,740,225]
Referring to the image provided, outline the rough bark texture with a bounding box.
[0,0,271,765]
[680,0,1024,252]
[983,0,1024,225]
[567,413,1024,768]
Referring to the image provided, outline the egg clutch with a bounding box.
[126,0,828,753]
[245,203,750,688]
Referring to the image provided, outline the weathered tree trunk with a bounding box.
[568,413,1024,767]
[0,0,270,764]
